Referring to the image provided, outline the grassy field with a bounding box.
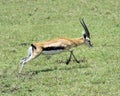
[0,0,120,96]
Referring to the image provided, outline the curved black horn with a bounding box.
[79,19,90,38]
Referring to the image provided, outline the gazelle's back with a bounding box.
[33,37,74,48]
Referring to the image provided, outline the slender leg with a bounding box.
[18,46,33,74]
[66,50,79,65]
[66,51,72,65]
[18,46,43,74]
[71,51,80,63]
[19,61,25,74]
[19,55,33,74]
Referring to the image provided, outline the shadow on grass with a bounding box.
[16,57,88,78]
[25,58,88,76]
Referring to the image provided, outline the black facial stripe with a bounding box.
[88,41,92,47]
[83,34,86,38]
[42,46,65,51]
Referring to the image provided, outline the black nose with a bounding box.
[89,45,93,48]
[89,42,93,48]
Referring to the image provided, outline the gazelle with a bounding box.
[19,19,93,74]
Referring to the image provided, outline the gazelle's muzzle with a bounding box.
[88,41,93,48]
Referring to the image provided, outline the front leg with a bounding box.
[71,51,80,63]
[66,50,80,65]
[66,51,72,65]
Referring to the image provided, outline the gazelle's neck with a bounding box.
[71,37,85,47]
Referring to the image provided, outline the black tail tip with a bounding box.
[31,44,36,49]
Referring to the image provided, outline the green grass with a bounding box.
[0,0,120,96]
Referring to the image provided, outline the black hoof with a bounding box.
[76,61,80,63]
[66,60,70,65]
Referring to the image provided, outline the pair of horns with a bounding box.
[80,19,90,38]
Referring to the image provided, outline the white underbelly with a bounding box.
[42,50,64,55]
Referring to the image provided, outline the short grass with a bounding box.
[0,0,120,96]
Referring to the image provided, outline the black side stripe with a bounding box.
[42,46,65,51]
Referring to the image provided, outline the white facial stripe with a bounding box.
[86,37,90,41]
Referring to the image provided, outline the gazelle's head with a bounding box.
[80,19,93,48]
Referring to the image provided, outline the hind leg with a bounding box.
[18,46,42,74]
[19,55,33,74]
[18,46,33,74]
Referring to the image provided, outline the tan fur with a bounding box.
[33,37,84,50]
[18,37,85,73]
[19,19,92,74]
[28,37,85,60]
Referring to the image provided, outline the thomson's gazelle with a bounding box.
[19,19,93,74]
